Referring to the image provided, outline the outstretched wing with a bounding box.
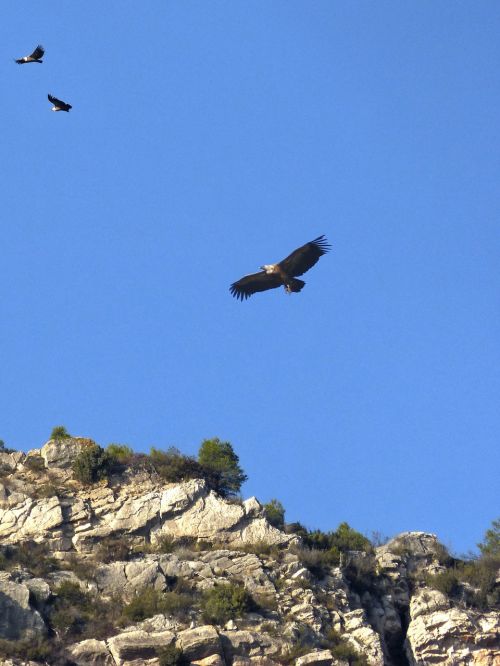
[30,45,45,60]
[48,94,72,110]
[230,271,283,300]
[16,45,44,63]
[279,235,331,277]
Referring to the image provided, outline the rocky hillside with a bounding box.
[0,437,498,666]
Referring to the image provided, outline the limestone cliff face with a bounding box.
[0,439,292,552]
[0,438,498,666]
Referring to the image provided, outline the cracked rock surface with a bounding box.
[0,439,498,665]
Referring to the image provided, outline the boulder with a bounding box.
[160,480,207,517]
[176,625,222,661]
[192,656,225,666]
[23,577,51,605]
[107,629,175,663]
[220,630,280,658]
[68,639,114,665]
[40,437,95,470]
[379,532,441,559]
[0,577,46,640]
[243,497,263,517]
[295,651,334,666]
[0,451,24,473]
[200,551,276,597]
[95,558,166,600]
[409,587,450,621]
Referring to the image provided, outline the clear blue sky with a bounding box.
[2,1,499,555]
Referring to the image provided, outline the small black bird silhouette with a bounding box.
[48,94,72,112]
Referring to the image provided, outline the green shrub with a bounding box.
[151,535,197,554]
[63,555,97,581]
[50,580,119,640]
[322,629,369,665]
[278,625,315,664]
[279,644,311,664]
[106,443,134,464]
[147,439,248,499]
[253,592,278,613]
[0,638,53,661]
[0,440,16,454]
[331,642,369,666]
[198,438,248,498]
[33,482,60,499]
[459,556,500,608]
[429,543,454,567]
[425,569,461,597]
[122,588,193,623]
[23,454,46,473]
[285,521,309,538]
[150,447,205,483]
[264,499,285,529]
[0,463,11,478]
[51,425,71,440]
[328,522,373,553]
[292,544,340,578]
[72,444,113,484]
[201,583,253,624]
[291,522,372,557]
[0,541,59,577]
[260,621,280,636]
[232,540,281,559]
[343,554,377,595]
[157,644,189,666]
[94,536,131,564]
[289,522,373,579]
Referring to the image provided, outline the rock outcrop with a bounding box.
[0,438,498,666]
[0,439,292,555]
[406,589,500,665]
[0,575,46,640]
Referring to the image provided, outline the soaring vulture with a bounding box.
[16,45,44,64]
[48,94,72,112]
[230,235,331,301]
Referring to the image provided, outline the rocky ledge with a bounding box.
[0,438,498,666]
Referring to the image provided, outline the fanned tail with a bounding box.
[286,278,305,293]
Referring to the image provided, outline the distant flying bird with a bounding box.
[16,45,44,64]
[48,94,72,112]
[230,235,331,300]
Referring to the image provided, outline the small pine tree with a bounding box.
[478,518,500,558]
[201,583,252,624]
[198,438,247,498]
[50,425,71,440]
[264,499,285,529]
[72,444,112,484]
